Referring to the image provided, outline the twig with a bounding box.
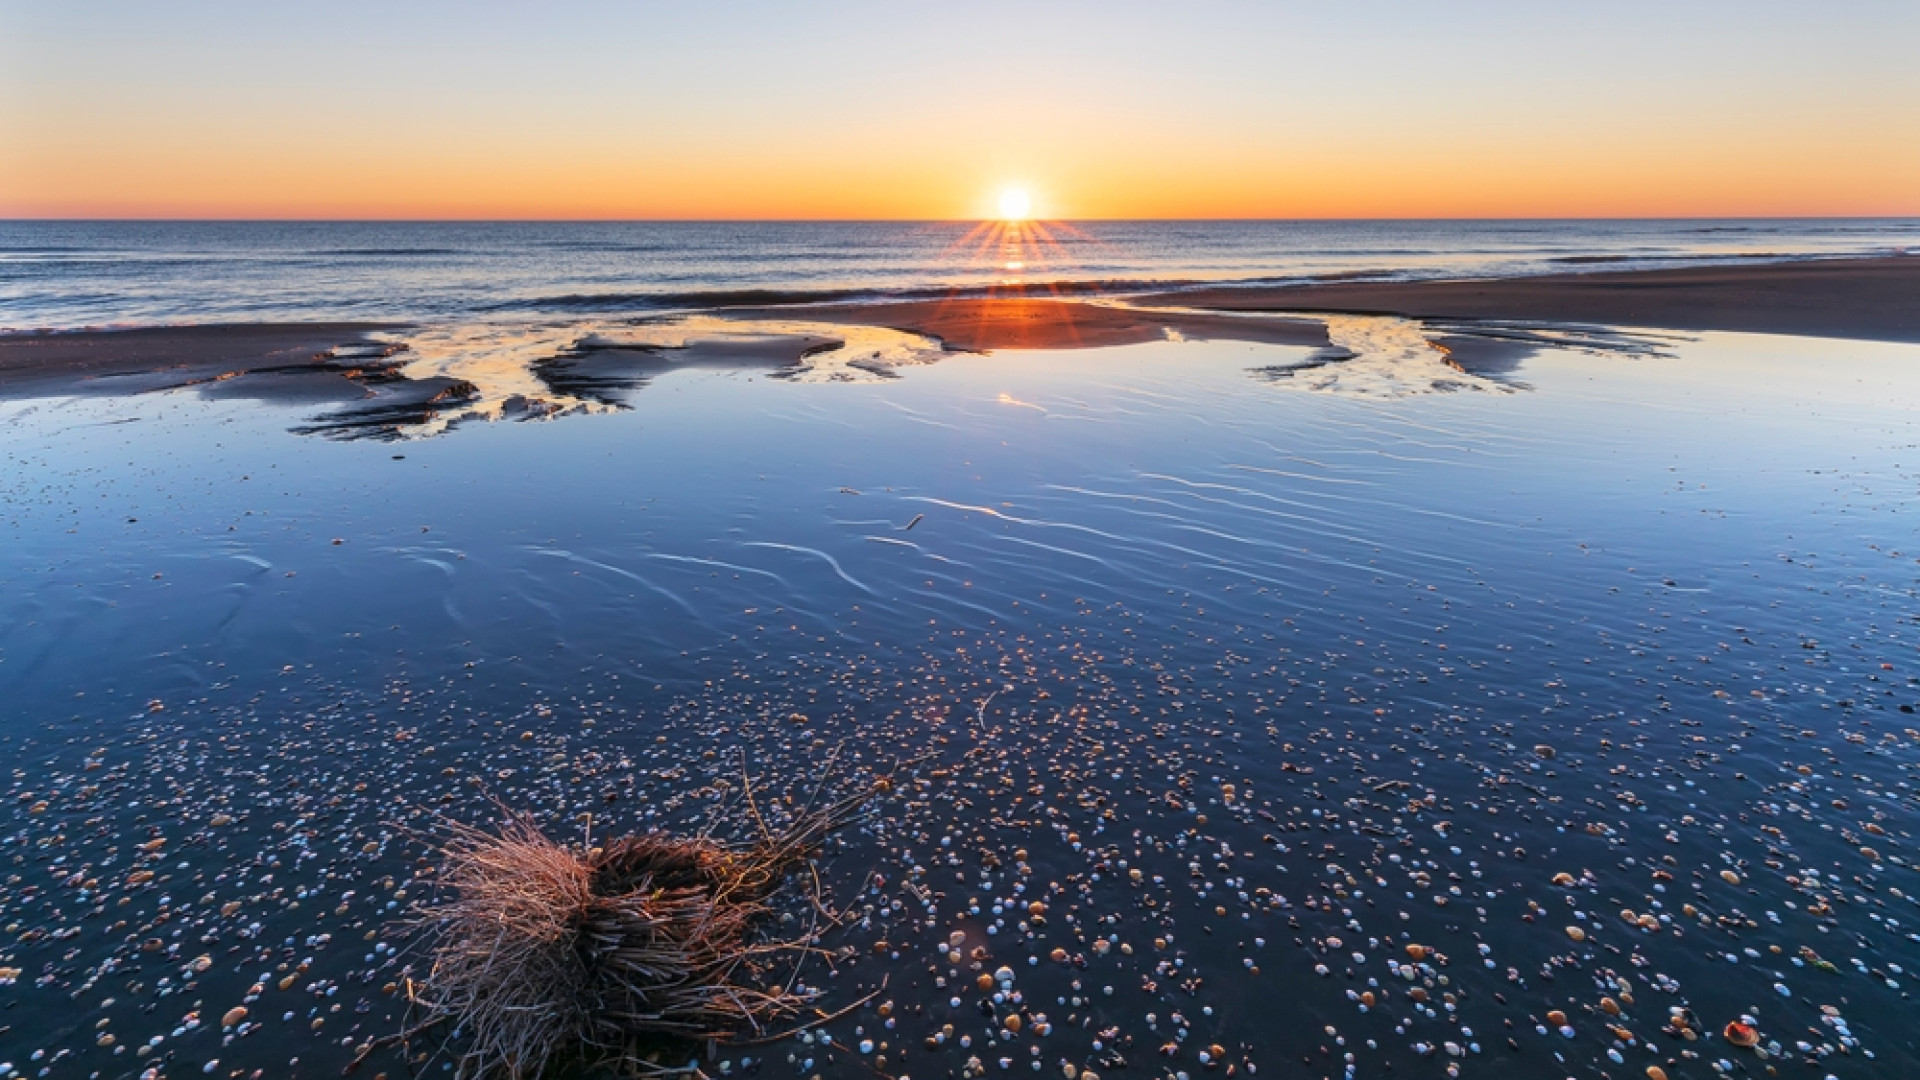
[735,977,888,1045]
[739,750,773,845]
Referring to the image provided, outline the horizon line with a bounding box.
[4,214,1919,225]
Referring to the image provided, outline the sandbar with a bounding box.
[722,297,1331,352]
[0,323,400,399]
[1145,255,1920,344]
[3,257,1913,416]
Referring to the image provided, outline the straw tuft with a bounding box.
[391,782,870,1078]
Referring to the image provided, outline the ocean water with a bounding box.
[2,218,1917,328]
[4,315,1920,1078]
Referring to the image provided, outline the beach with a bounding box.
[7,0,1918,1069]
[6,225,1920,1079]
[8,321,1920,1078]
[759,255,1920,351]
[4,256,1916,401]
[1152,254,1920,343]
[0,322,397,397]
[8,0,1920,1072]
[721,296,1332,351]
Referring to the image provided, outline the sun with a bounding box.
[997,187,1032,222]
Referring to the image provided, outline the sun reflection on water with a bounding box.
[945,217,1104,297]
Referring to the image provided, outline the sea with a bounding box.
[3,220,1920,1080]
[2,217,1917,327]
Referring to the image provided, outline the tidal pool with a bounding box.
[3,329,1918,1079]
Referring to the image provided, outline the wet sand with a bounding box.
[725,297,1333,351]
[724,257,1920,354]
[4,258,1911,402]
[0,323,521,440]
[7,329,1920,1077]
[2,256,1913,441]
[533,335,843,405]
[0,323,400,398]
[1147,255,1920,344]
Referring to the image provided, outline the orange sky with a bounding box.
[3,3,1916,219]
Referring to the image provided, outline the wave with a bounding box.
[5,219,1912,328]
[1549,251,1807,265]
[482,286,886,312]
[312,247,466,257]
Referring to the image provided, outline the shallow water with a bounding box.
[4,331,1920,1079]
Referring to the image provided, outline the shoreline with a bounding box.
[1141,254,1920,344]
[720,296,1332,352]
[2,256,1915,404]
[728,254,1920,350]
[0,322,404,399]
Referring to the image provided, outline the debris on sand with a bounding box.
[393,785,871,1078]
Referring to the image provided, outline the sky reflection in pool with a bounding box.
[3,332,1918,1078]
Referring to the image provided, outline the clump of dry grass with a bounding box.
[388,782,871,1079]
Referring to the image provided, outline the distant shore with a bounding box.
[2,255,1915,401]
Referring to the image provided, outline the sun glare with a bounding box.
[946,192,1091,281]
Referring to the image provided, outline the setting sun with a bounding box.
[997,188,1033,221]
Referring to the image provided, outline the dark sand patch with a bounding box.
[0,323,500,440]
[1430,334,1539,378]
[1146,255,1920,344]
[290,377,482,440]
[536,335,844,405]
[0,323,402,400]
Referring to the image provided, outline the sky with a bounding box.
[2,0,1916,220]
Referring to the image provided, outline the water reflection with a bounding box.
[5,332,1920,1077]
[0,309,1679,442]
[283,316,948,439]
[293,310,1677,440]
